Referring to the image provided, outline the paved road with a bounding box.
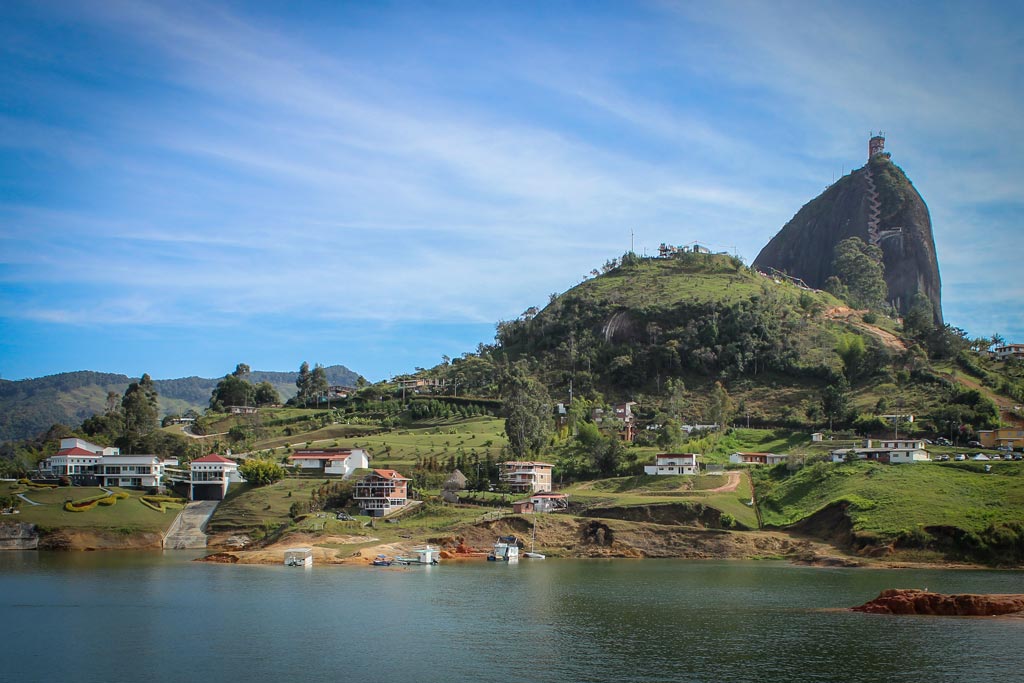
[163,500,219,549]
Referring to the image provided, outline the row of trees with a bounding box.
[209,364,280,411]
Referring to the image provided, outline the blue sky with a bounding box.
[2,0,1022,382]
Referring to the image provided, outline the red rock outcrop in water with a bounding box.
[852,589,1024,616]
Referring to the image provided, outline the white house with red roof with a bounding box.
[499,461,553,493]
[189,454,241,501]
[40,437,119,484]
[644,453,700,476]
[288,448,369,478]
[353,469,410,517]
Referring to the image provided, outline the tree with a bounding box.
[295,361,329,406]
[233,363,251,378]
[502,364,552,458]
[253,381,280,406]
[821,377,850,431]
[903,292,935,340]
[708,382,733,429]
[209,373,255,410]
[831,237,887,311]
[122,374,159,440]
[836,333,867,381]
[656,416,683,450]
[238,458,285,486]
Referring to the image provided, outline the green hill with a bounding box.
[0,365,361,442]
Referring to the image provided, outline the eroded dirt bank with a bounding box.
[853,589,1024,616]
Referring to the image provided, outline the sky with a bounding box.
[2,0,1022,382]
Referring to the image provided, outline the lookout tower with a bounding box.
[868,132,888,159]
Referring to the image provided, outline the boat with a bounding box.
[487,535,520,562]
[394,544,440,565]
[371,554,393,566]
[523,516,545,559]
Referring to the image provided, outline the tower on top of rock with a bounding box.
[869,132,890,160]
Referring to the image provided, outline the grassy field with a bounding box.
[755,460,1024,538]
[6,484,181,533]
[207,479,325,532]
[562,472,758,528]
[252,416,510,467]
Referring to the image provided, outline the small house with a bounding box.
[288,449,369,478]
[512,492,569,514]
[728,452,787,466]
[644,453,699,476]
[189,454,241,501]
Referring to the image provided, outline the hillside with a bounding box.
[0,365,361,442]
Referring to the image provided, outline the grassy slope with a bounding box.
[7,484,181,533]
[756,460,1024,538]
[563,472,757,528]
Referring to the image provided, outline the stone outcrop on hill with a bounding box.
[754,152,942,325]
[853,589,1024,616]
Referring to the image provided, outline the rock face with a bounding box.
[0,522,39,550]
[754,154,942,325]
[853,589,1024,616]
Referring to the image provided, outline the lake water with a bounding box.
[2,552,1023,683]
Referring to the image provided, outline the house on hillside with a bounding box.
[353,469,410,517]
[512,492,569,514]
[227,405,258,415]
[829,438,930,464]
[977,428,1024,450]
[288,449,369,478]
[499,461,553,493]
[644,453,700,475]
[729,452,787,466]
[189,454,241,501]
[989,344,1024,361]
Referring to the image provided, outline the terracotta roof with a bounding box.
[55,447,100,456]
[371,469,408,480]
[192,454,235,464]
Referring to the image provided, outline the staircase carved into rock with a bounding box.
[863,166,882,245]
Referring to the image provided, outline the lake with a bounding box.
[1,552,1022,682]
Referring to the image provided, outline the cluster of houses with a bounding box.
[827,438,931,464]
[38,437,242,500]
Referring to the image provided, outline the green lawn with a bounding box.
[11,486,180,533]
[755,460,1024,538]
[207,479,326,532]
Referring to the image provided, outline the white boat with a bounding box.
[487,535,519,562]
[523,516,545,559]
[395,544,440,565]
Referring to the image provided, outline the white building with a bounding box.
[40,437,118,482]
[513,492,569,514]
[189,454,241,501]
[97,455,165,489]
[829,438,930,464]
[990,344,1024,361]
[288,449,369,478]
[644,453,700,475]
[499,461,553,493]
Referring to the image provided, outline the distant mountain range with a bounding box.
[0,365,361,442]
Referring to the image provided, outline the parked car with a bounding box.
[991,454,1002,460]
[937,437,952,446]
[335,512,354,521]
[954,454,966,461]
[967,440,982,448]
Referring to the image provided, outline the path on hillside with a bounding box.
[825,306,907,353]
[164,501,219,549]
[703,471,742,493]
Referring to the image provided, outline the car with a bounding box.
[923,439,934,445]
[335,512,354,521]
[937,438,952,446]
[954,454,966,461]
[991,454,1002,460]
[967,440,982,448]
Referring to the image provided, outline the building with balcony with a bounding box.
[499,461,553,493]
[644,453,700,476]
[97,455,165,489]
[40,438,119,485]
[353,469,410,517]
[189,454,241,501]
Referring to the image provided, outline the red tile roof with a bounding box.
[192,454,235,464]
[371,469,408,480]
[55,447,99,456]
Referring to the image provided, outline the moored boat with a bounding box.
[487,535,520,562]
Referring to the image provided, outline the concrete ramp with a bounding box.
[163,501,219,549]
